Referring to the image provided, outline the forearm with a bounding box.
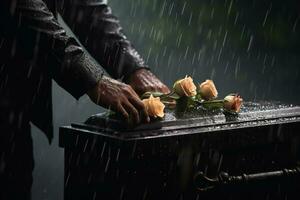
[61,1,149,80]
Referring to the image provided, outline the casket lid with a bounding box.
[67,102,300,140]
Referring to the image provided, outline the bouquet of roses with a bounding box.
[141,76,243,119]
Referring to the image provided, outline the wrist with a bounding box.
[87,75,107,98]
[124,67,151,83]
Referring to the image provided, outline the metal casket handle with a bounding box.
[194,166,300,191]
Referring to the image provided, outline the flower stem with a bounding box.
[201,100,224,104]
[199,99,224,109]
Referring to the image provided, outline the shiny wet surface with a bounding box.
[83,102,300,140]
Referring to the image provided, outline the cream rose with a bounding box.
[173,76,197,97]
[223,94,243,113]
[199,80,218,100]
[142,95,165,118]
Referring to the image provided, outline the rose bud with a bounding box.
[199,80,218,100]
[142,95,165,118]
[223,94,243,113]
[173,76,197,97]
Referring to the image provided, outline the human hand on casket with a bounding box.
[87,76,150,124]
[127,69,170,95]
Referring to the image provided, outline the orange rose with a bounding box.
[223,94,243,113]
[173,76,197,97]
[142,95,165,118]
[199,80,218,100]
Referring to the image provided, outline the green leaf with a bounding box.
[141,91,164,99]
[195,92,203,101]
[201,100,224,109]
[168,92,181,100]
[141,91,181,101]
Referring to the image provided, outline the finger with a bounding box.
[129,95,150,123]
[122,100,140,124]
[161,85,171,94]
[127,86,150,122]
[117,103,129,121]
[128,86,140,98]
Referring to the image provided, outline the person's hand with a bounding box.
[127,69,170,95]
[87,76,150,124]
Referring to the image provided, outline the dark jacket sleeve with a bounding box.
[1,0,103,99]
[60,0,149,81]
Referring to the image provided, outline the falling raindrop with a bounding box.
[247,35,254,52]
[293,17,299,32]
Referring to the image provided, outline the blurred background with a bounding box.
[31,0,300,199]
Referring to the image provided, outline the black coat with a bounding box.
[0,0,147,142]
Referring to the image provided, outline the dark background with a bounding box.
[31,0,300,199]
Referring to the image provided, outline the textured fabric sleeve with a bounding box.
[61,0,150,81]
[1,0,103,99]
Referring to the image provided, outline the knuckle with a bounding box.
[123,112,129,118]
[137,101,145,109]
[131,108,139,116]
[115,99,122,106]
[122,87,131,94]
[118,95,127,102]
[116,102,122,109]
[148,85,156,91]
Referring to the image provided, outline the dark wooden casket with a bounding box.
[59,102,300,200]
